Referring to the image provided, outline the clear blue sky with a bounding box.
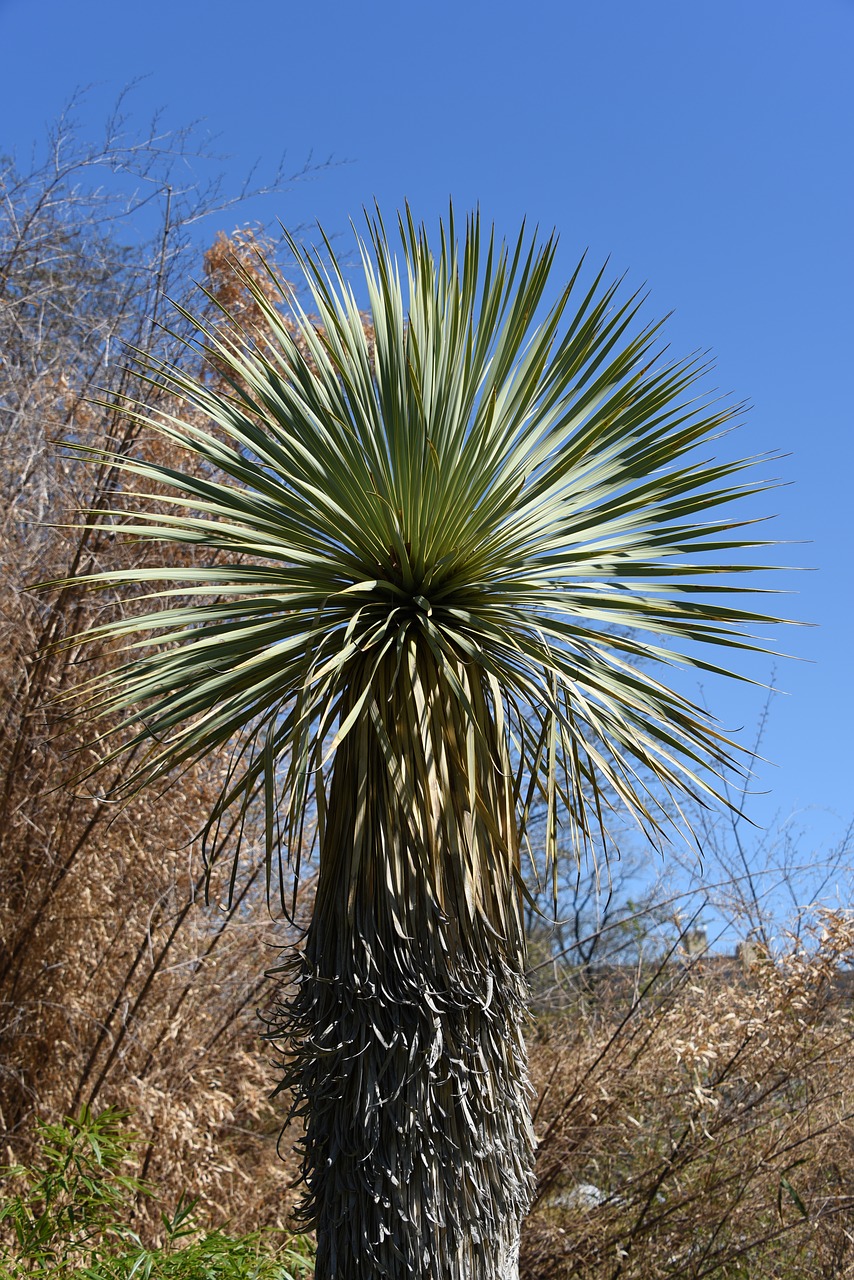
[2,0,852,877]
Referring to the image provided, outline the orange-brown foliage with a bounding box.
[521,911,854,1278]
[0,123,314,1240]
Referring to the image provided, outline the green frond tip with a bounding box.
[62,204,789,896]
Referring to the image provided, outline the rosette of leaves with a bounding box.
[60,208,785,1280]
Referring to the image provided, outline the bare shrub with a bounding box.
[522,909,854,1279]
[0,101,323,1239]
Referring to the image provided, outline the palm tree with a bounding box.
[63,209,785,1279]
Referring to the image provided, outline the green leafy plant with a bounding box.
[96,1191,314,1280]
[0,1107,145,1275]
[0,1107,314,1279]
[58,207,787,1279]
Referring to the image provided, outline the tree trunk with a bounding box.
[273,912,533,1280]
[267,670,534,1280]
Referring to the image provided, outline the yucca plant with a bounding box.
[59,208,785,1280]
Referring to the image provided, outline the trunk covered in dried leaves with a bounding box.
[267,662,535,1280]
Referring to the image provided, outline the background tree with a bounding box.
[670,685,854,952]
[524,841,677,1012]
